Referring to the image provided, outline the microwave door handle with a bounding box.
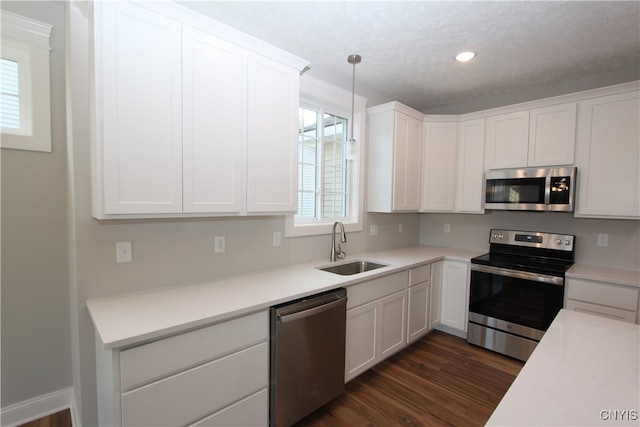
[544,175,551,205]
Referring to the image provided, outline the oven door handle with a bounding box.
[470,264,564,286]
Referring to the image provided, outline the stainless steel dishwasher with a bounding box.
[270,288,347,427]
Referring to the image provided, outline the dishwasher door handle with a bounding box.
[277,297,345,323]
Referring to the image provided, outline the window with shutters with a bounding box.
[1,11,52,152]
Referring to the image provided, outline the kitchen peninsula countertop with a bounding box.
[487,309,640,426]
[87,245,481,350]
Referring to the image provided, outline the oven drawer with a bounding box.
[467,322,537,362]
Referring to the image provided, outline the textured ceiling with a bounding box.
[179,1,640,112]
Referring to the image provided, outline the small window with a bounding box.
[1,11,52,152]
[297,105,349,221]
[0,58,21,129]
[286,76,366,238]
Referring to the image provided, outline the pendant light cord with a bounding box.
[347,54,361,143]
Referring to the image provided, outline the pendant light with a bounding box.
[347,54,361,145]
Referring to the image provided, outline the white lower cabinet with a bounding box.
[189,389,268,427]
[429,261,443,330]
[407,264,431,343]
[95,311,269,427]
[565,278,639,324]
[439,260,470,336]
[345,271,408,381]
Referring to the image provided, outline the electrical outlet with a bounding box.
[273,231,282,247]
[370,224,378,236]
[398,222,404,233]
[116,241,132,263]
[214,235,226,253]
[597,233,609,247]
[444,224,451,233]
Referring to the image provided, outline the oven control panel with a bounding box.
[490,229,575,251]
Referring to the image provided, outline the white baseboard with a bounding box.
[1,387,78,427]
[435,324,468,339]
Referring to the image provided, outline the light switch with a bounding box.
[273,231,282,247]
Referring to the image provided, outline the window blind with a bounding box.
[0,57,20,129]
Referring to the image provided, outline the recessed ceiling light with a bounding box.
[455,51,476,62]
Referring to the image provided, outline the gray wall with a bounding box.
[0,1,72,408]
[419,211,640,270]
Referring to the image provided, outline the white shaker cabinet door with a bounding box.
[455,118,485,213]
[392,113,423,211]
[421,122,457,211]
[528,102,576,167]
[345,300,379,381]
[575,90,640,219]
[97,2,183,214]
[484,111,529,170]
[430,261,443,330]
[407,281,430,343]
[182,27,246,213]
[440,261,470,333]
[379,290,407,359]
[246,53,299,213]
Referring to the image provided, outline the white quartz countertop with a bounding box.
[487,309,640,427]
[567,263,640,288]
[87,245,481,350]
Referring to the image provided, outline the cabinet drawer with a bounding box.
[566,300,637,324]
[347,271,407,309]
[409,264,431,286]
[121,342,268,426]
[566,279,638,311]
[189,388,268,427]
[120,311,268,389]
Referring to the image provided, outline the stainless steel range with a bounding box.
[467,229,575,361]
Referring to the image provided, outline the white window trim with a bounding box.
[1,11,52,152]
[286,75,367,237]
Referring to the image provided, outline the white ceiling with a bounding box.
[179,1,640,113]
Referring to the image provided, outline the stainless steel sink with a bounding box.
[317,260,387,276]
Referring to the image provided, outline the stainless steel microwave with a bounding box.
[484,166,576,212]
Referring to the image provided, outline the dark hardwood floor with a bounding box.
[21,331,521,427]
[18,409,72,427]
[294,330,524,427]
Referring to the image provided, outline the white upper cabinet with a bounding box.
[182,27,246,213]
[367,102,423,212]
[246,54,300,213]
[92,2,307,219]
[484,102,577,170]
[421,121,457,211]
[455,118,486,213]
[484,111,530,170]
[528,103,577,166]
[575,89,640,219]
[97,2,183,215]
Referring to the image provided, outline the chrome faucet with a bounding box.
[330,221,347,262]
